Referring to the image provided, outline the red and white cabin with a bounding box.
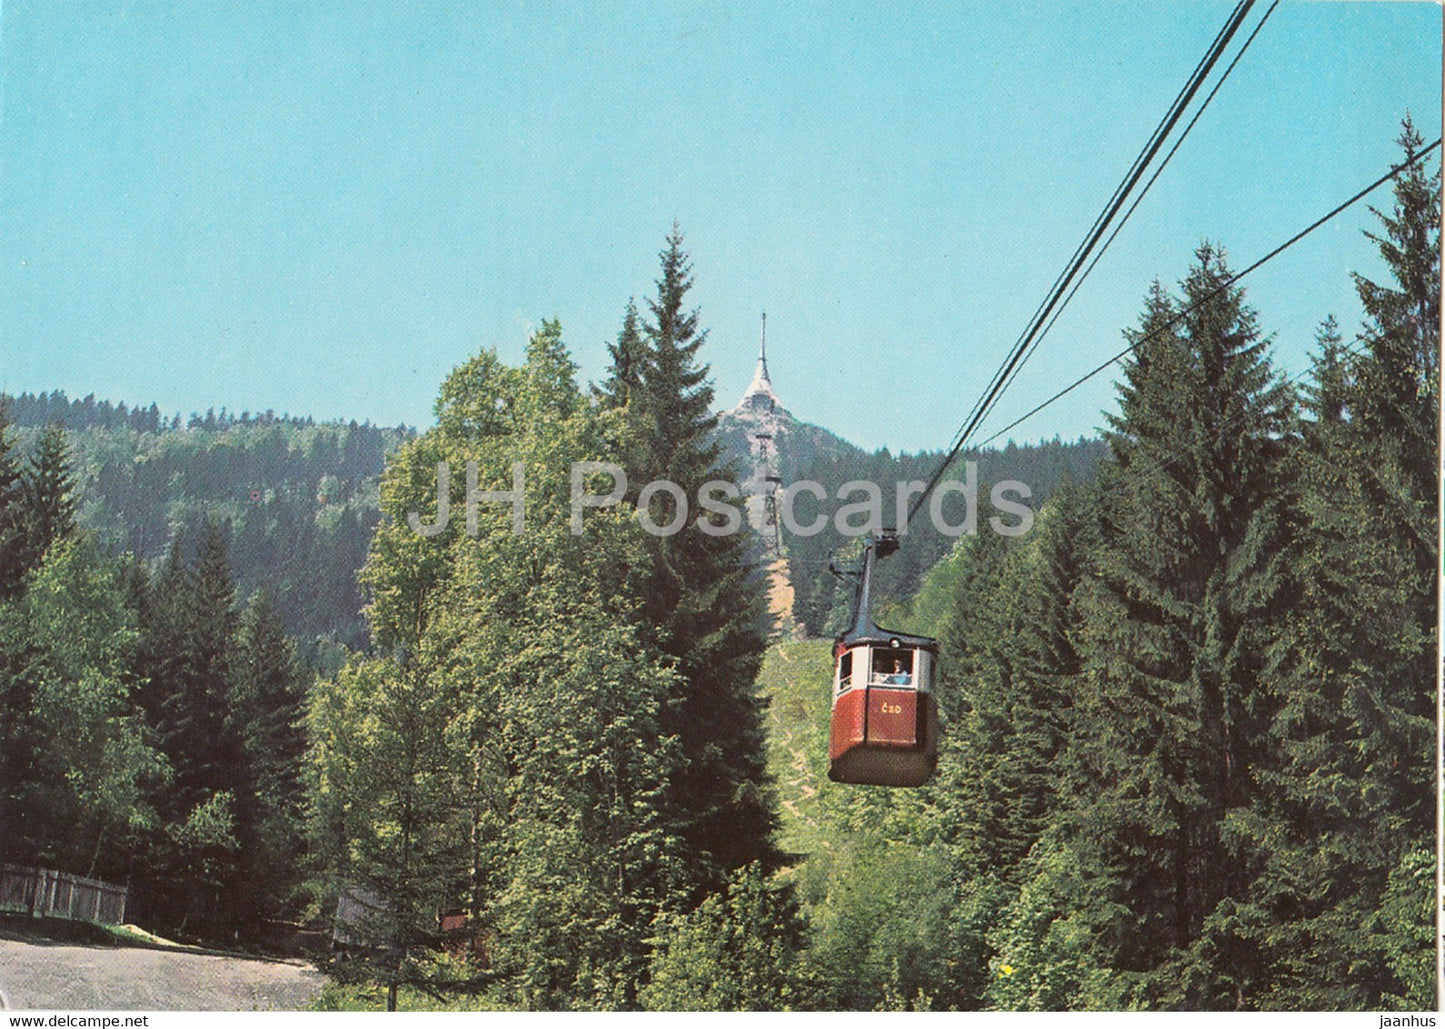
[826,534,939,787]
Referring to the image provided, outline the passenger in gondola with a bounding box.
[885,658,911,685]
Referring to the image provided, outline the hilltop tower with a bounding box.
[737,314,781,415]
[739,315,785,550]
[726,314,797,637]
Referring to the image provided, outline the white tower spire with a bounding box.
[737,312,779,411]
[759,311,769,380]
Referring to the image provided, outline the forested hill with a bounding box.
[4,391,411,664]
[10,387,1104,656]
[713,406,866,478]
[778,436,1109,636]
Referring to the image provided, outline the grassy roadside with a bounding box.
[0,911,312,965]
[0,911,156,948]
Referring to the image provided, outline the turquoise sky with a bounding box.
[1,1,1439,452]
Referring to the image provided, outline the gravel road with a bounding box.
[0,938,322,1011]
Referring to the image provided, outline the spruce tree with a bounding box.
[936,485,1091,884]
[16,422,77,576]
[918,490,1099,1009]
[135,537,189,739]
[173,521,243,805]
[231,590,310,926]
[0,423,81,865]
[132,521,253,935]
[1063,246,1296,1006]
[0,402,28,856]
[1253,121,1439,1009]
[0,401,25,598]
[596,298,647,410]
[616,227,780,885]
[0,592,43,865]
[638,229,714,482]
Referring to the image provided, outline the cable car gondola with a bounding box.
[828,531,939,787]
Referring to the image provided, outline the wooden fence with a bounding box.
[0,864,128,925]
